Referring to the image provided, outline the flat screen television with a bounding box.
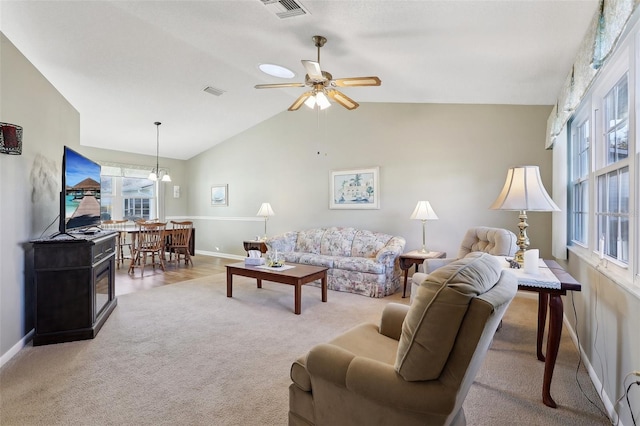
[58,146,102,234]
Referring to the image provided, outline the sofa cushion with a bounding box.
[333,257,385,274]
[298,253,335,268]
[320,227,357,256]
[283,252,304,264]
[352,229,393,258]
[295,229,325,254]
[394,252,502,381]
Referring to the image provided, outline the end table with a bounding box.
[399,250,446,298]
[243,240,268,256]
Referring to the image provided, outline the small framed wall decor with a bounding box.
[211,184,228,206]
[330,166,380,209]
[0,122,23,155]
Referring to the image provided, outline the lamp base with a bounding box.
[515,211,530,266]
[419,220,428,254]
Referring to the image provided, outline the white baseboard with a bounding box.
[195,250,244,261]
[563,308,618,424]
[1,329,34,368]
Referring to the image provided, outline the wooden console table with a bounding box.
[31,231,118,345]
[516,259,581,408]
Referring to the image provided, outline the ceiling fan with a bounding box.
[255,35,381,111]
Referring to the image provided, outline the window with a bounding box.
[569,54,632,272]
[100,176,156,221]
[570,117,590,245]
[596,167,629,262]
[594,75,630,264]
[601,75,629,166]
[100,176,113,220]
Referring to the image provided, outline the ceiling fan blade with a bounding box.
[327,89,359,110]
[288,91,314,111]
[333,76,381,87]
[255,82,306,89]
[302,60,324,81]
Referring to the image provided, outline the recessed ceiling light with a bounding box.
[258,63,295,79]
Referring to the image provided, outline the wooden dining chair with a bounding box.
[128,221,167,277]
[167,220,193,266]
[101,220,130,269]
[113,219,131,268]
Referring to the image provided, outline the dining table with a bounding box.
[126,226,196,257]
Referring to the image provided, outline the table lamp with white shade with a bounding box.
[489,165,560,266]
[410,201,439,253]
[256,202,275,240]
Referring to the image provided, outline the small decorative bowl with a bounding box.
[268,259,284,268]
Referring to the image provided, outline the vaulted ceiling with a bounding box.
[1,1,599,160]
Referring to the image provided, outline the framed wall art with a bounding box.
[0,122,23,155]
[211,184,228,206]
[330,167,380,209]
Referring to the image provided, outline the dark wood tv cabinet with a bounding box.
[32,231,118,345]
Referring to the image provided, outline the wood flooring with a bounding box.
[115,253,236,296]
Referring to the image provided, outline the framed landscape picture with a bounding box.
[330,167,380,209]
[211,184,228,206]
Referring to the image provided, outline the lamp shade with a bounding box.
[489,166,560,212]
[256,202,275,217]
[410,201,439,220]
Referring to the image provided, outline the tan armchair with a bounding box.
[289,252,518,426]
[410,227,517,302]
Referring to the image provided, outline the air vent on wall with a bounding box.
[203,86,226,96]
[259,0,309,19]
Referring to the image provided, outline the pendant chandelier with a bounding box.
[148,121,171,182]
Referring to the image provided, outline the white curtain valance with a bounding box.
[546,0,638,149]
[99,162,170,179]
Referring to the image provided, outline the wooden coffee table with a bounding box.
[226,262,328,315]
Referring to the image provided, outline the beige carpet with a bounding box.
[1,273,608,425]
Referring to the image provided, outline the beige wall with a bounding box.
[563,253,640,422]
[1,33,80,357]
[185,103,554,259]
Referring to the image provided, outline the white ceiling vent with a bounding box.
[203,86,225,96]
[259,0,309,19]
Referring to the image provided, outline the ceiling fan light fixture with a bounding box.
[258,63,295,79]
[149,121,171,183]
[304,96,316,109]
[255,35,380,112]
[316,92,331,109]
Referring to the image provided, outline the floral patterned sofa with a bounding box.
[265,227,406,298]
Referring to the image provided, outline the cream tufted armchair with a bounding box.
[410,227,517,302]
[288,253,518,426]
